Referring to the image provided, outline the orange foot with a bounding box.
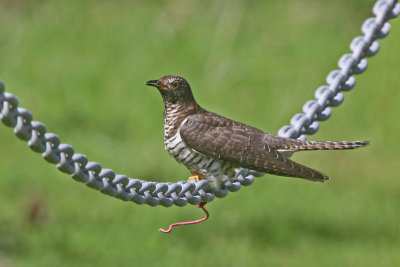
[187,174,201,182]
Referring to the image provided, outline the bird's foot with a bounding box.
[187,174,201,182]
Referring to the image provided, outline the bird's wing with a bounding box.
[179,112,328,182]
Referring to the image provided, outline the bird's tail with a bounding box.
[270,136,370,152]
[293,140,369,151]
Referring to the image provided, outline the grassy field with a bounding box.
[0,0,399,266]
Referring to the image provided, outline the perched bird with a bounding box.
[146,75,368,190]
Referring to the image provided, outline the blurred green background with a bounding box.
[0,0,399,266]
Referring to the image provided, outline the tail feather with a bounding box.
[258,136,369,182]
[295,140,370,151]
[266,135,370,152]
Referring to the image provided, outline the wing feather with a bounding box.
[180,112,328,182]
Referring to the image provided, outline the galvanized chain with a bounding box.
[278,0,400,140]
[1,0,399,207]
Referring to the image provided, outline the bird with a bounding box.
[146,75,369,190]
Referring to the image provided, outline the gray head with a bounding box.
[146,75,196,105]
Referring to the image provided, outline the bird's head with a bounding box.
[146,75,196,105]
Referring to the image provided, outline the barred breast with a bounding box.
[164,118,236,186]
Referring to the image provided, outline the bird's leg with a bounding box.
[187,174,201,182]
[159,174,209,233]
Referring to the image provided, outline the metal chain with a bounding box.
[1,0,399,207]
[278,0,400,140]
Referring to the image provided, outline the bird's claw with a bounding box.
[187,174,201,182]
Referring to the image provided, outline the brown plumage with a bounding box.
[146,75,369,187]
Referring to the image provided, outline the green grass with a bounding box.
[0,0,399,266]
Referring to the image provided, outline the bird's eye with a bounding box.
[171,81,179,89]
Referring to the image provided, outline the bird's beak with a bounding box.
[145,80,159,87]
[146,79,169,92]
